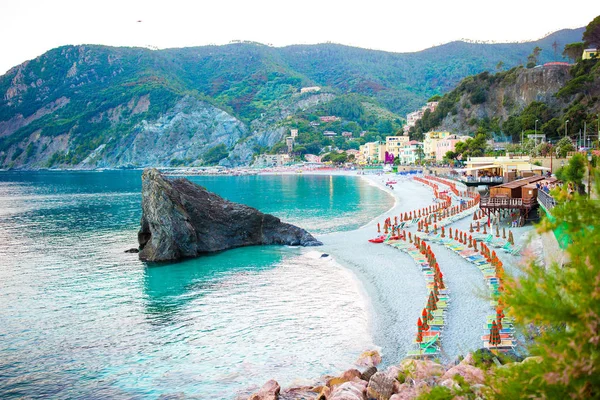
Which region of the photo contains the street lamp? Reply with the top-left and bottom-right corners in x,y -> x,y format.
535,119 -> 539,146
565,120 -> 569,138
588,153 -> 593,199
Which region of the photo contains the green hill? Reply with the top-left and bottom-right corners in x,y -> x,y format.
0,27 -> 585,169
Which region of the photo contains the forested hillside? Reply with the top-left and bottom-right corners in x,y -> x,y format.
0,27 -> 584,169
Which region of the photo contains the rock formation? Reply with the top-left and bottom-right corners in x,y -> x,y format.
138,168 -> 322,262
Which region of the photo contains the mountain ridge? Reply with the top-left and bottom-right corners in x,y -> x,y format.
0,27 -> 585,169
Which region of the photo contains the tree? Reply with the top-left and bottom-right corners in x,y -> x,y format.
556,153 -> 586,193
526,46 -> 542,68
563,42 -> 585,62
203,144 -> 229,165
555,136 -> 575,158
490,175 -> 600,399
583,15 -> 600,48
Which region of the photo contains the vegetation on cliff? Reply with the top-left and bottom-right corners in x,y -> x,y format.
0,27 -> 584,168
410,16 -> 600,147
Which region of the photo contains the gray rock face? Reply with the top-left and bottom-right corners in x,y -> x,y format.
138,168 -> 322,262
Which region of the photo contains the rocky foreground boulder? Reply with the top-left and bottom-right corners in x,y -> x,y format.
138,168 -> 322,261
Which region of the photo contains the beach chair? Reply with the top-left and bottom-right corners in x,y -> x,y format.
507,243 -> 523,256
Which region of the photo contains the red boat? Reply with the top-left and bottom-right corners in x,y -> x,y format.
368,235 -> 386,243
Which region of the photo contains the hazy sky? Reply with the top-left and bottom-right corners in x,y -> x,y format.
1,0 -> 599,74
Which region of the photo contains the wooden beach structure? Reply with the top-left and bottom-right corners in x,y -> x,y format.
479,176 -> 547,223
456,155 -> 550,187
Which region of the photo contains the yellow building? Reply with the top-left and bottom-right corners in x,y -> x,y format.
385,136 -> 411,158
423,131 -> 451,160
583,48 -> 598,60
358,141 -> 385,164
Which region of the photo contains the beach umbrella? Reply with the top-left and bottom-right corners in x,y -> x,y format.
441,226 -> 445,238
392,226 -> 396,235
405,212 -> 409,220
468,236 -> 472,248
384,224 -> 388,234
395,216 -> 398,225
433,224 -> 438,234
470,223 -> 474,233
421,310 -> 429,331
476,221 -> 480,232
416,319 -> 423,343
473,212 -> 478,221
483,224 -> 487,234
502,227 -> 506,239
408,232 -> 412,243
377,223 -> 381,233
473,239 -> 478,251
508,230 -> 514,245
496,316 -> 503,331
449,227 -> 453,238
438,272 -> 446,289
425,223 -> 429,234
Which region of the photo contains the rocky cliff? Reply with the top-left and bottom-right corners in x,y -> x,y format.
138,168 -> 322,262
436,65 -> 571,133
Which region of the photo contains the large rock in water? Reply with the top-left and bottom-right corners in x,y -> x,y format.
138,168 -> 322,261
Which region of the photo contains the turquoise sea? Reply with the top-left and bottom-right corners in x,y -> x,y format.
0,171 -> 393,399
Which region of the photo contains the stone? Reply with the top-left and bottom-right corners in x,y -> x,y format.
248,379 -> 280,400
360,366 -> 377,382
137,168 -> 322,261
355,350 -> 382,367
398,359 -> 445,381
329,381 -> 367,400
366,371 -> 396,400
389,384 -> 418,400
441,364 -> 485,385
340,369 -> 362,381
459,353 -> 474,366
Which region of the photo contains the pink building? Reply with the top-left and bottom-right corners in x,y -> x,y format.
435,134 -> 471,162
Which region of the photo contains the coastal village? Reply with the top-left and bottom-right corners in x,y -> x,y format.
1,6 -> 600,400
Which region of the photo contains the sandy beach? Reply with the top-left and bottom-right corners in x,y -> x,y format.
314,171 -> 533,364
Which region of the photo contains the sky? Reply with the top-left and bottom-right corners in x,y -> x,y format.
1,0 -> 599,75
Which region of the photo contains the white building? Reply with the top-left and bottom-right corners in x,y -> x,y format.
397,141 -> 424,165
290,129 -> 298,138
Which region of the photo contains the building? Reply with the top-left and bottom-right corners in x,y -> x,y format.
286,137 -> 294,153
583,48 -> 598,60
458,155 -> 549,186
304,154 -> 322,163
300,86 -> 321,93
434,134 -> 471,161
290,129 -> 298,139
323,131 -> 337,136
346,149 -> 360,160
423,131 -> 451,160
385,135 -> 411,158
254,154 -> 291,167
403,101 -> 439,135
320,116 -> 341,123
309,121 -> 320,127
359,141 -> 384,164
397,141 -> 424,165
342,131 -> 353,138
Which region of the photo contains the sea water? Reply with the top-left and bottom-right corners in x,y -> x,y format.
0,171 -> 393,399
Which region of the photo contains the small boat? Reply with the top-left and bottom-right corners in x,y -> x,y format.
386,181 -> 397,185
368,235 -> 386,243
